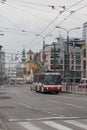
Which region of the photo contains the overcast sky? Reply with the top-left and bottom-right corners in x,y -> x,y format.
0,0 -> 87,57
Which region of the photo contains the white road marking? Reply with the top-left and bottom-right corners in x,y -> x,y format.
18,122 -> 42,130
16,102 -> 38,110
15,101 -> 59,116
58,95 -> 87,102
65,120 -> 87,130
66,103 -> 83,109
53,113 -> 58,116
48,100 -> 58,103
9,116 -> 79,122
42,121 -> 73,130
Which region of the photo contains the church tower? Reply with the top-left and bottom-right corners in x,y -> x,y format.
21,46 -> 26,63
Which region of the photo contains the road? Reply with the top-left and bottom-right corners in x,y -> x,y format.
0,84 -> 87,130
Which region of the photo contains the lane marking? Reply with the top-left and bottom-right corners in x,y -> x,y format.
42,121 -> 73,130
16,101 -> 38,110
15,101 -> 58,116
57,95 -> 87,102
18,122 -> 42,130
66,103 -> 83,109
65,120 -> 87,130
9,116 -> 79,122
48,100 -> 58,103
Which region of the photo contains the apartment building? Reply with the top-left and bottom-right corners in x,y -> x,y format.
81,22 -> 87,78
69,40 -> 82,83
40,38 -> 82,83
40,41 -> 65,74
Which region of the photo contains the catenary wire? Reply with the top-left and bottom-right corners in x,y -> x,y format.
24,0 -> 85,49
0,0 -> 85,54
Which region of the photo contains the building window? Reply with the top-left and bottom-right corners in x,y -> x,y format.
60,59 -> 63,64
76,59 -> 81,64
51,54 -> 54,58
76,71 -> 81,77
51,60 -> 53,64
72,60 -> 74,64
71,66 -> 74,70
76,66 -> 81,70
30,55 -> 32,60
83,70 -> 86,77
58,65 -> 63,69
83,49 -> 86,57
51,65 -> 58,69
71,54 -> 74,59
83,60 -> 86,69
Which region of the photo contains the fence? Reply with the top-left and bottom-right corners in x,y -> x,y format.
62,83 -> 87,94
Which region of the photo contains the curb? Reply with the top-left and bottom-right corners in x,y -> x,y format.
61,91 -> 87,95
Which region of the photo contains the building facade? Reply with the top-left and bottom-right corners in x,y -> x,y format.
81,44 -> 87,78
39,38 -> 82,83
69,40 -> 82,83
43,43 -> 65,74
25,50 -> 35,75
0,45 -> 5,85
81,22 -> 87,79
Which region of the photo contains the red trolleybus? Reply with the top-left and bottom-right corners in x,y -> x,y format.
31,72 -> 62,94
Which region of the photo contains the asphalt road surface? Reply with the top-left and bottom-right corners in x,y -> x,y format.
0,84 -> 87,130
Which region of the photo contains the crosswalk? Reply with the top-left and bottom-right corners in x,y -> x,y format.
17,119 -> 87,130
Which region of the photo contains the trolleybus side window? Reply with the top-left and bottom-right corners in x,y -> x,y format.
34,74 -> 45,83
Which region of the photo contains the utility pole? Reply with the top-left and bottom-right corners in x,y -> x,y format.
1,65 -> 2,85
55,26 -> 80,91
52,42 -> 56,72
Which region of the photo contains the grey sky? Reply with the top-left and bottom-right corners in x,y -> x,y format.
0,0 -> 87,55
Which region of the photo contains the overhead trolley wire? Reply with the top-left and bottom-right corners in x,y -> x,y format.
44,4 -> 86,38
1,0 -> 58,18
9,0 -> 49,7
39,0 -> 84,34
25,0 -> 84,49
0,0 -> 85,54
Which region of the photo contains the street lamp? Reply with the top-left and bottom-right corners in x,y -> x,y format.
55,26 -> 80,52
55,26 -> 80,91
35,34 -> 52,63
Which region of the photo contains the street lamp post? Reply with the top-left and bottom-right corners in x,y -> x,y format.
52,42 -> 56,72
55,26 -> 80,54
0,33 -> 4,86
55,26 -> 80,91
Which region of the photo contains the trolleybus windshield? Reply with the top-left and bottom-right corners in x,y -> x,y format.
44,74 -> 61,85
